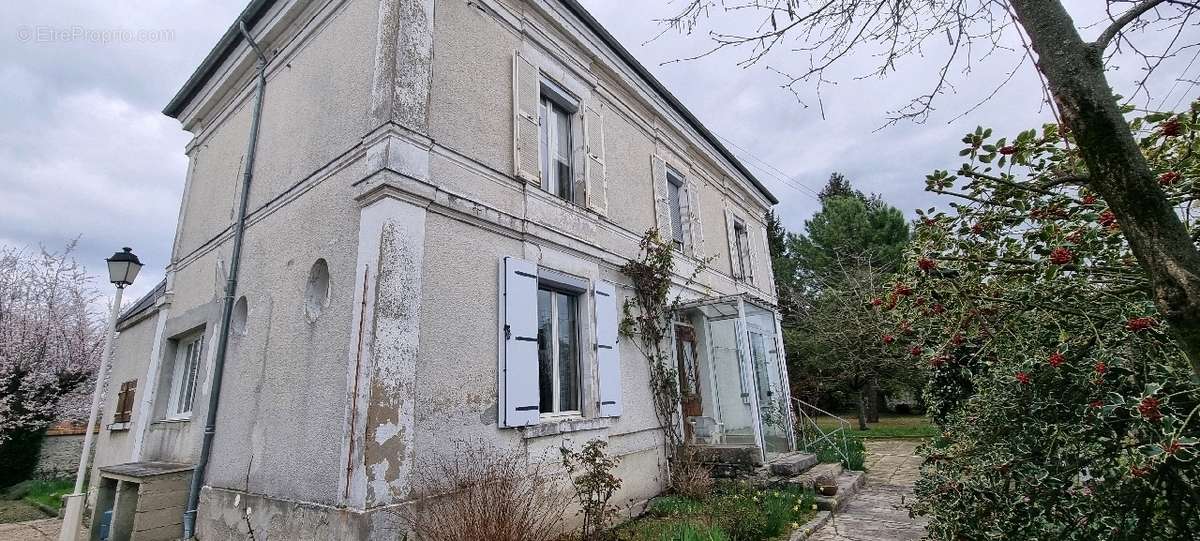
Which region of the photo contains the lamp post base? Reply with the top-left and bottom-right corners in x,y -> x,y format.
58,493 -> 85,541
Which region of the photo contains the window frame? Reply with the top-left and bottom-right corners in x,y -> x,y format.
538,79 -> 581,205
166,333 -> 204,420
536,281 -> 584,420
666,167 -> 687,251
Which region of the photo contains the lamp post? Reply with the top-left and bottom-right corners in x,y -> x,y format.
59,248 -> 142,541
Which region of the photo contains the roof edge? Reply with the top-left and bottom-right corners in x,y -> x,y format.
161,0 -> 778,205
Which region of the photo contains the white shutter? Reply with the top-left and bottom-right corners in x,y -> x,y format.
724,209 -> 741,280
583,102 -> 608,214
594,281 -> 622,417
685,179 -> 703,257
513,52 -> 540,184
651,156 -> 672,241
502,256 -> 540,427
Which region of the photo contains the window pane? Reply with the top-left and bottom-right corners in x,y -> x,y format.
668,179 -> 684,245
556,160 -> 572,200
537,289 -> 553,413
556,292 -> 578,412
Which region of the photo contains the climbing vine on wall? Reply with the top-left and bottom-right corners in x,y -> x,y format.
619,229 -> 711,459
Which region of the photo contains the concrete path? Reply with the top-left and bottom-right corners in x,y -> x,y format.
808,439 -> 928,541
0,517 -> 62,541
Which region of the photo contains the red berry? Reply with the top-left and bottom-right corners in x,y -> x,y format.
951,333 -> 965,346
870,297 -> 883,306
1159,171 -> 1181,186
1082,194 -> 1097,205
1015,371 -> 1031,385
910,345 -> 923,356
1166,440 -> 1182,455
1126,317 -> 1156,332
1049,247 -> 1073,265
1130,465 -> 1151,478
999,145 -> 1017,155
971,222 -> 985,235
1089,400 -> 1104,409
882,334 -> 895,345
1048,352 -> 1065,367
1139,396 -> 1163,422
1161,118 -> 1182,137
1099,210 -> 1118,229
931,303 -> 946,315
918,258 -> 938,272
1094,361 -> 1107,374
894,283 -> 914,296
930,356 -> 946,368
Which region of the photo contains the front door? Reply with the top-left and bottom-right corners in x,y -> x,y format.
675,324 -> 702,441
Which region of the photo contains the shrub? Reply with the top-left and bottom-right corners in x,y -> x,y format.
391,441 -> 569,541
890,111 -> 1200,538
670,446 -> 714,500
561,439 -> 623,541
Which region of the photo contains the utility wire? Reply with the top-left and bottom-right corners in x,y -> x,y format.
713,133 -> 823,201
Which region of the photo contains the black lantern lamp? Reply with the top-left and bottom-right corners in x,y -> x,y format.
106,247 -> 143,288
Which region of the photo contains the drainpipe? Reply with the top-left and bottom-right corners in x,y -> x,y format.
181,20 -> 267,540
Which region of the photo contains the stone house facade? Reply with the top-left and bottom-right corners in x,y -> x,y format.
88,0 -> 793,538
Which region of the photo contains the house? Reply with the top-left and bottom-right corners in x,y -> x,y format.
87,0 -> 793,538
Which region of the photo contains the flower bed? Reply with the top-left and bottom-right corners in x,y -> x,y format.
610,482 -> 816,541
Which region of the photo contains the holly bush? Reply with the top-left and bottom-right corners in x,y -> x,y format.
885,105 -> 1200,539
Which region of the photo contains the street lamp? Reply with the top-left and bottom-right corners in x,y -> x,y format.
106,247 -> 142,288
59,248 -> 143,541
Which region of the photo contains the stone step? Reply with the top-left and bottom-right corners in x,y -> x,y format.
813,471 -> 866,512
789,462 -> 844,489
768,452 -> 818,476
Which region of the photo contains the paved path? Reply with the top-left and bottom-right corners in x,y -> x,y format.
0,517 -> 62,541
808,439 -> 928,541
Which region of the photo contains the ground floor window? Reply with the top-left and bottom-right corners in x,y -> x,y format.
537,286 -> 580,415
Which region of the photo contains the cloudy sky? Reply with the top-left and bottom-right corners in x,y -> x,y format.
1,1 -> 1196,304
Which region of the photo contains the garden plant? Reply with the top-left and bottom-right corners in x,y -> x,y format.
888,107 -> 1200,539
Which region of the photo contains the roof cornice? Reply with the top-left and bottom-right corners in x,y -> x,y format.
162,0 -> 778,205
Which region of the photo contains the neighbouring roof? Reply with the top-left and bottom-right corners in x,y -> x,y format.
117,278 -> 168,326
161,0 -> 779,205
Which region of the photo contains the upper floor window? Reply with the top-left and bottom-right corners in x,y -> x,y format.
537,285 -> 580,416
538,80 -> 579,204
667,168 -> 687,250
167,333 -> 204,419
733,217 -> 753,283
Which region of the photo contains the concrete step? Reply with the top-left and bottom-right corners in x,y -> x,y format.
768,452 -> 818,476
813,471 -> 866,512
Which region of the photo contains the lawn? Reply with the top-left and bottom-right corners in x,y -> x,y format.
611,482 -> 817,540
20,479 -> 72,511
812,413 -> 938,439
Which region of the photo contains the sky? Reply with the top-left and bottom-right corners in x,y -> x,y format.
1,1 -> 1197,305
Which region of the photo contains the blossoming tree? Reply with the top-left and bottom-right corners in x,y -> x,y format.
0,243 -> 103,487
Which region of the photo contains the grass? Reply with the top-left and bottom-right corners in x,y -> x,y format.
21,479 -> 73,511
611,483 -> 817,541
812,413 -> 938,439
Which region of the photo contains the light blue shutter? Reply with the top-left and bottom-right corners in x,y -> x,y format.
503,257 -> 540,427
595,281 -> 622,417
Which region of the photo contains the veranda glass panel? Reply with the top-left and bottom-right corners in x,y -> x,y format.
745,302 -> 790,454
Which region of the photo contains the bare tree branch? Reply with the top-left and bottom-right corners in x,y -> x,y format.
1094,0 -> 1170,50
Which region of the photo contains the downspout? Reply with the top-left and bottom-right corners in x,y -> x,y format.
181,20 -> 267,540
